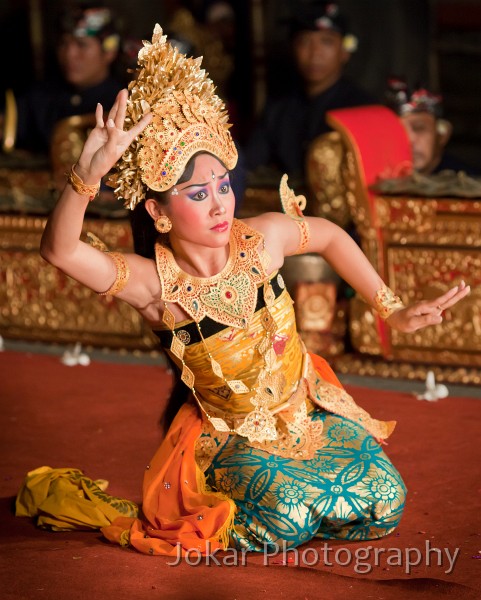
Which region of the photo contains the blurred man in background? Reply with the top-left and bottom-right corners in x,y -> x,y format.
3,2 -> 122,154
245,0 -> 373,184
385,78 -> 479,176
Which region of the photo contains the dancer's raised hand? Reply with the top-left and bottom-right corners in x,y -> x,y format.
75,89 -> 152,184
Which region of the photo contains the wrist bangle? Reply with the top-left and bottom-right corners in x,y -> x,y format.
66,164 -> 100,201
374,285 -> 405,319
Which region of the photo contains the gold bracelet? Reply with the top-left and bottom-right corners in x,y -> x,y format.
98,252 -> 130,297
294,219 -> 310,255
374,285 -> 405,319
66,164 -> 100,201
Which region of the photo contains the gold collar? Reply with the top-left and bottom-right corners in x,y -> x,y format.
155,219 -> 271,329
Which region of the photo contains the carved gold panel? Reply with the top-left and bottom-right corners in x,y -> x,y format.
299,302 -> 348,358
388,247 -> 481,353
349,246 -> 481,365
306,131 -> 352,228
375,196 -> 481,245
309,121 -> 481,370
348,296 -> 383,356
0,215 -> 157,349
333,354 -> 481,385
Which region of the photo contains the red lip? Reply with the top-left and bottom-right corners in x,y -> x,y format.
211,221 -> 229,232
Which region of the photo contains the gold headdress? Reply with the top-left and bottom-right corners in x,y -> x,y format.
114,24 -> 238,209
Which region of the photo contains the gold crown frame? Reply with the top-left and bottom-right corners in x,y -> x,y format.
113,24 -> 238,209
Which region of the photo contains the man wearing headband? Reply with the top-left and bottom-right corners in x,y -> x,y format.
8,3 -> 123,154
245,1 -> 373,183
385,78 -> 479,176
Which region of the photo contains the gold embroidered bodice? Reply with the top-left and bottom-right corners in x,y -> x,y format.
153,220 -> 395,461
170,284 -> 303,415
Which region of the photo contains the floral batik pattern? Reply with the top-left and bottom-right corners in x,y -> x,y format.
203,410 -> 407,551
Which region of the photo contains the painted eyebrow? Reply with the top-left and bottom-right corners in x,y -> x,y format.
178,172 -> 229,191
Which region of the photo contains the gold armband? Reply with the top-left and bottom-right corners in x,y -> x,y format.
294,219 -> 310,254
98,252 -> 130,297
279,174 -> 310,254
66,164 -> 100,201
374,285 -> 405,319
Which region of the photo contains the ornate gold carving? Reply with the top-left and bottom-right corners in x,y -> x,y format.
349,296 -> 383,356
388,247 -> 481,353
49,113 -> 96,192
306,117 -> 481,369
349,241 -> 481,363
374,196 -> 481,245
343,149 -> 371,231
299,301 -> 348,358
0,214 -> 157,349
295,281 -> 336,332
306,131 -> 352,228
333,354 -> 481,386
374,197 -> 437,232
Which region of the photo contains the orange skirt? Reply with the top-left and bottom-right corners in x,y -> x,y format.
103,355 -> 349,555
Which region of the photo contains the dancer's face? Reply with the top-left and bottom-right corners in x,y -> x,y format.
163,153 -> 235,248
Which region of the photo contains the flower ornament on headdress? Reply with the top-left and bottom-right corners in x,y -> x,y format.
60,6 -> 120,52
113,24 -> 238,209
407,89 -> 443,117
296,2 -> 358,54
342,34 -> 358,53
385,78 -> 443,119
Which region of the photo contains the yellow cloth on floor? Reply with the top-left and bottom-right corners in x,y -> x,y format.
15,466 -> 138,531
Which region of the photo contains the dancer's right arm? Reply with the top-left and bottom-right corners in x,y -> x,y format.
40,90 -> 153,300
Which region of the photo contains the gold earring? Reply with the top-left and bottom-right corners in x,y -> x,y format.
155,215 -> 172,233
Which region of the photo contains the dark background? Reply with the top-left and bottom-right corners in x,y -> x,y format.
0,0 -> 479,169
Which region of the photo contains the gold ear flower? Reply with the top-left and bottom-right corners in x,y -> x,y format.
343,34 -> 358,53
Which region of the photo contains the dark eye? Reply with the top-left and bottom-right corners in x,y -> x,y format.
412,124 -> 426,133
190,190 -> 207,201
321,37 -> 335,47
219,183 -> 230,194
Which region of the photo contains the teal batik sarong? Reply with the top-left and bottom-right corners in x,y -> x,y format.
204,410 -> 407,551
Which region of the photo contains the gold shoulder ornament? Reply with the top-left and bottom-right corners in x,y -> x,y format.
279,174 -> 310,254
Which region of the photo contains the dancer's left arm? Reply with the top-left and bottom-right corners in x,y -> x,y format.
252,212 -> 470,333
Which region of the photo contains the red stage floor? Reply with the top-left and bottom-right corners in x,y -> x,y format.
1,351 -> 479,600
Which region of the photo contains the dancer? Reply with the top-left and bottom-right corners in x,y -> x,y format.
28,26 -> 470,556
